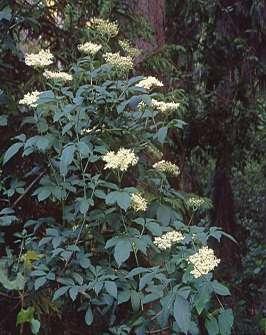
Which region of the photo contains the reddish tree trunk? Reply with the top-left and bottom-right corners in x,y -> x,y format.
129,0 -> 165,54
213,157 -> 240,263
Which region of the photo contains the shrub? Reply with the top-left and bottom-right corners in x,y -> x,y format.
1,18 -> 233,335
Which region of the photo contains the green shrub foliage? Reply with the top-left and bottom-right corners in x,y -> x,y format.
1,19 -> 233,335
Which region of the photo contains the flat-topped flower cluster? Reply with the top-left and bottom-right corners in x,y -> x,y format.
153,160 -> 180,176
131,193 -> 147,212
119,40 -> 141,58
188,246 -> 220,278
103,52 -> 134,73
25,50 -> 53,67
151,99 -> 180,113
43,70 -> 72,82
86,17 -> 119,38
187,196 -> 212,211
78,42 -> 102,56
154,230 -> 184,250
102,148 -> 138,172
137,76 -> 164,90
19,91 -> 41,107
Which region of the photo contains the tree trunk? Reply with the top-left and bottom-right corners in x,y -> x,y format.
212,156 -> 239,263
128,0 -> 165,55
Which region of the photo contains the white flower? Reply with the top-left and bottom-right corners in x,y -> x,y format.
19,91 -> 41,107
137,76 -> 164,90
103,52 -> 133,73
187,196 -> 212,211
154,231 -> 184,250
80,125 -> 100,135
137,101 -> 146,112
78,42 -> 102,56
102,148 -> 138,171
188,246 -> 220,278
81,128 -> 93,135
131,193 -> 147,212
153,160 -> 180,176
25,50 -> 53,67
119,40 -> 141,58
151,99 -> 180,113
86,17 -> 119,37
43,70 -> 72,82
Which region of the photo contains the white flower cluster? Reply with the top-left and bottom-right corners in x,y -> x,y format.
103,52 -> 133,73
78,42 -> 102,56
137,76 -> 164,90
87,17 -> 119,37
188,246 -> 220,278
154,231 -> 184,250
131,193 -> 147,212
151,99 -> 180,113
119,40 -> 141,58
187,196 -> 211,211
137,101 -> 146,112
80,125 -> 100,135
43,70 -> 72,82
25,50 -> 53,67
81,128 -> 93,135
102,148 -> 138,171
19,91 -> 41,107
153,160 -> 180,176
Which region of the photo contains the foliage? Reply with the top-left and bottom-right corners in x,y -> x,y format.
232,159 -> 266,334
0,0 -> 146,112
0,19 -> 234,335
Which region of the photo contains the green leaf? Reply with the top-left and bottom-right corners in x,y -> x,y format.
77,141 -> 92,158
85,305 -> 93,326
105,281 -> 117,299
38,90 -> 55,104
173,295 -> 191,334
17,307 -> 35,325
218,309 -> 234,335
78,256 -> 91,269
118,290 -> 131,304
36,188 -> 51,202
0,208 -> 17,226
156,205 -> 172,226
145,221 -> 162,236
69,286 -> 79,301
94,189 -> 106,199
221,232 -> 238,244
205,316 -> 219,335
143,291 -> 162,304
114,239 -> 132,266
0,6 -> 12,21
72,273 -> 84,285
0,115 -> 8,126
53,286 -> 69,301
76,197 -> 93,214
139,272 -> 156,290
106,191 -> 131,211
130,290 -> 141,311
31,270 -> 47,277
3,142 -> 24,165
0,262 -> 25,290
157,126 -> 168,144
194,283 -> 211,314
212,280 -> 230,296
60,144 -> 75,176
31,319 -> 40,334
34,276 -> 47,290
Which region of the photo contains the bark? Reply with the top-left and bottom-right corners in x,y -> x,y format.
212,156 -> 239,262
128,0 -> 165,54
